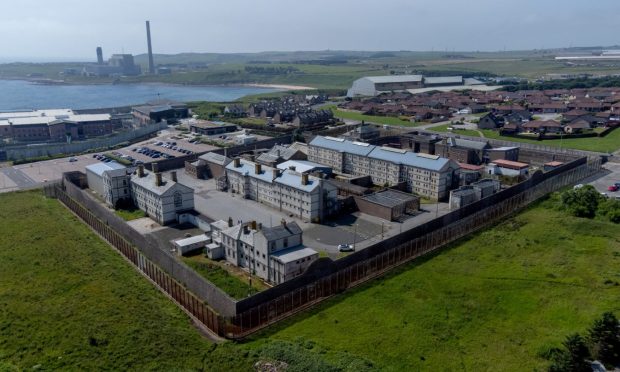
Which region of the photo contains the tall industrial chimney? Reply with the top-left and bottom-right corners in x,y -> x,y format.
96,47 -> 103,64
146,21 -> 155,74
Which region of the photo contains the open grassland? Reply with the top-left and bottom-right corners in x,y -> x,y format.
247,198 -> 620,371
2,190 -> 619,371
0,191 -> 219,370
429,124 -> 620,153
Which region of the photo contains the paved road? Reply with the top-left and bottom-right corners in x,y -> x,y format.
0,167 -> 37,189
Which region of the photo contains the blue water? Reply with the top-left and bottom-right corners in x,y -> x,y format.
0,79 -> 281,110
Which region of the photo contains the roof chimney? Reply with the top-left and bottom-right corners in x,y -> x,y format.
228,216 -> 233,227
155,173 -> 162,187
258,222 -> 262,230
96,47 -> 103,64
254,163 -> 261,174
301,173 -> 309,185
138,165 -> 145,178
233,158 -> 241,167
250,220 -> 257,230
272,168 -> 281,180
152,162 -> 159,173
171,171 -> 177,183
281,219 -> 287,227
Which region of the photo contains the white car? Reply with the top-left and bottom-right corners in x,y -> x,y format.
338,244 -> 354,252
573,184 -> 584,190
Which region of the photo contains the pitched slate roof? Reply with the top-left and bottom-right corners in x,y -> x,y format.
261,222 -> 302,241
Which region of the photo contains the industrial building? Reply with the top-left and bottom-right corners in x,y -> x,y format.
132,100 -> 189,125
225,158 -> 338,223
130,166 -> 195,225
308,136 -> 460,200
188,120 -> 238,136
347,75 -> 487,97
0,109 -> 114,142
218,220 -> 318,285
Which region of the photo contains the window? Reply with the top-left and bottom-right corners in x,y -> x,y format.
284,238 -> 288,248
173,191 -> 183,208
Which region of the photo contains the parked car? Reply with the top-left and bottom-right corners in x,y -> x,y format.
573,184 -> 584,190
69,157 -> 78,162
600,192 -> 608,198
608,185 -> 619,192
338,244 -> 354,252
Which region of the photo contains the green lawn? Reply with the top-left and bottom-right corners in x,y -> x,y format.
478,128 -> 620,153
430,125 -> 620,153
431,123 -> 483,137
328,105 -> 419,127
181,254 -> 265,299
2,190 -> 619,371
247,199 -> 620,371
114,207 -> 146,221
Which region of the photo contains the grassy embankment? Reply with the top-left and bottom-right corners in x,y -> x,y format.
2,190 -> 619,371
248,196 -> 620,371
430,124 -> 620,153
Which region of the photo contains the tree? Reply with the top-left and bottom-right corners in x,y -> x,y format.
597,199 -> 620,223
549,333 -> 591,372
588,312 -> 620,367
560,185 -> 602,218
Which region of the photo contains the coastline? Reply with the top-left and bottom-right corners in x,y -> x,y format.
0,77 -> 316,91
241,83 -> 317,91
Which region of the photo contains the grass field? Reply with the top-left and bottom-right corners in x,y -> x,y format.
431,123 -> 483,137
0,191 -> 215,370
328,105 -> 419,127
246,197 -> 620,371
2,190 -> 619,371
430,124 -> 620,153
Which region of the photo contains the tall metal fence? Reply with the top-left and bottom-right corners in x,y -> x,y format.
45,155 -> 600,339
44,182 -> 225,336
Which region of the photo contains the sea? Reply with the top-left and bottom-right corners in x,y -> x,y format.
0,79 -> 281,111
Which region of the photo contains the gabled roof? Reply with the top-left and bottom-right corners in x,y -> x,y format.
85,161 -> 126,177
261,222 -> 302,242
368,146 -> 455,171
198,152 -> 231,166
130,171 -> 193,196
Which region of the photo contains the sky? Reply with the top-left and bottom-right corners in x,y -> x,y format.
0,0 -> 618,62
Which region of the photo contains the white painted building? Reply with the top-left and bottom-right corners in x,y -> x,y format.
130,168 -> 195,225
85,161 -> 133,207
220,220 -> 318,284
225,158 -> 338,223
